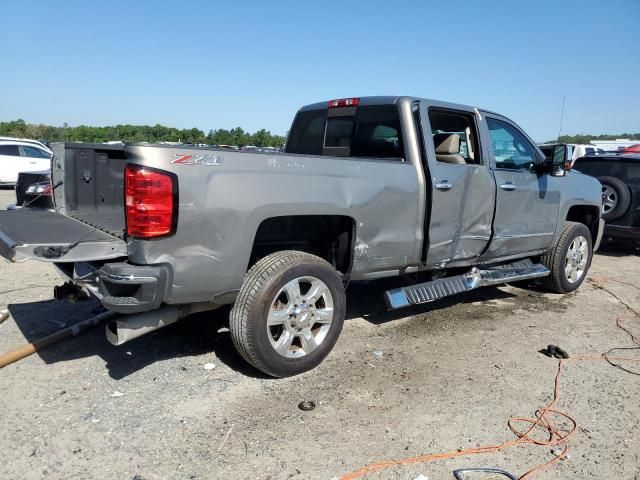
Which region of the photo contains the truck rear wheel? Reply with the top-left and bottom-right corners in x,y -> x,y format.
541,222 -> 592,294
230,251 -> 346,378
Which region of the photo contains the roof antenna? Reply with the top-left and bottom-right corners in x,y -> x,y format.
557,96 -> 566,141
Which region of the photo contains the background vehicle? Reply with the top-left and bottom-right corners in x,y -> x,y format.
6,171 -> 55,210
573,154 -> 640,243
0,137 -> 52,187
0,97 -> 603,377
623,144 -> 640,154
539,143 -> 606,166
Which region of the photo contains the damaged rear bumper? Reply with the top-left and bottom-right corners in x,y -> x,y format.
56,261 -> 170,314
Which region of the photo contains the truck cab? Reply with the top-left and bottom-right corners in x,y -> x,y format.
286,97 -> 602,270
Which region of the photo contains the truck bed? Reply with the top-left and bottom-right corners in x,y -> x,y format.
52,143 -> 128,238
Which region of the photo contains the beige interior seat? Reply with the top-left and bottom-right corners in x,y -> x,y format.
433,133 -> 466,165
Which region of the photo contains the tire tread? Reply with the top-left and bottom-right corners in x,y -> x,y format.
541,221 -> 591,293
229,250 -> 344,376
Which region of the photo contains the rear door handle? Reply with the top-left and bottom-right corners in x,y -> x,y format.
435,181 -> 453,190
500,182 -> 517,191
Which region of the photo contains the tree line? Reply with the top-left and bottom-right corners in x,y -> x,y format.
2,119 -> 638,148
550,133 -> 640,144
0,119 -> 287,147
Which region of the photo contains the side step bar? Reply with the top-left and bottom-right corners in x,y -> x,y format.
384,259 -> 549,309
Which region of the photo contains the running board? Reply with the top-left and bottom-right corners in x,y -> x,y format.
384,259 -> 549,309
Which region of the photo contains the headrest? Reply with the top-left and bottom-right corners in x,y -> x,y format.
434,133 -> 461,154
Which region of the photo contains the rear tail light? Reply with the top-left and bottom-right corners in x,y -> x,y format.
26,181 -> 52,195
328,98 -> 360,108
125,164 -> 177,239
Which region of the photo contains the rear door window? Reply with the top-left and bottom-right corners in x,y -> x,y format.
427,109 -> 482,165
0,145 -> 21,157
21,146 -> 51,158
286,104 -> 404,159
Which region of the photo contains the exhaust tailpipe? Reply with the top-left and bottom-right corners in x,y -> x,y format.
105,303 -> 217,346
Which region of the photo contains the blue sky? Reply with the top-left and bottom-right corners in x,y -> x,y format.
1,0 -> 638,142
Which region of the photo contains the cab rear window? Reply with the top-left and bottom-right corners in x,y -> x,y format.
286,105 -> 404,159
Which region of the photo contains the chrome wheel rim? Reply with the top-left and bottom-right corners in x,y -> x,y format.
565,235 -> 588,284
266,276 -> 334,358
601,185 -> 617,214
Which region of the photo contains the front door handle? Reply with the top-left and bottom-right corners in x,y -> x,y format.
435,181 -> 453,191
500,182 -> 517,191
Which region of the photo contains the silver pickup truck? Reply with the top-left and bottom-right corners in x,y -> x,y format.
0,96 -> 603,377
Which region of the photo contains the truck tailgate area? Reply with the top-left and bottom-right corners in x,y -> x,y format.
51,143 -> 127,238
0,209 -> 126,262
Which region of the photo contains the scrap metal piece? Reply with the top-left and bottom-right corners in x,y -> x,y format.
452,467 -> 517,480
298,401 -> 316,411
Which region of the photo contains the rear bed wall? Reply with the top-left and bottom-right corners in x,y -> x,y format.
52,143 -> 127,238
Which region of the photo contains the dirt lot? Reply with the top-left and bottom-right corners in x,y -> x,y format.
1,188 -> 639,480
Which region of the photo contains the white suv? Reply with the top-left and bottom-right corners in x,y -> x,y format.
0,137 -> 53,187
539,143 -> 606,167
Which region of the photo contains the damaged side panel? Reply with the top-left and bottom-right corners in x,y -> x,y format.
123,145 -> 422,303
418,101 -> 497,266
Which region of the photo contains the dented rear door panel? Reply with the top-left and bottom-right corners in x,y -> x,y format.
418,101 -> 496,266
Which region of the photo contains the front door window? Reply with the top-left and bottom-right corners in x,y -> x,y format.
486,117 -> 537,171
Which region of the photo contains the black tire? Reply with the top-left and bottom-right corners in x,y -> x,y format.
598,176 -> 630,222
541,222 -> 592,294
229,251 -> 346,378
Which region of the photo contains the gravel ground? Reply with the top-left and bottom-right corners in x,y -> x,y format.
1,188 -> 639,480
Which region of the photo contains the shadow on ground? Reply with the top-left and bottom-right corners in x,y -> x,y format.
345,279 -> 518,324
7,299 -> 259,380
7,279 -> 523,380
596,240 -> 640,257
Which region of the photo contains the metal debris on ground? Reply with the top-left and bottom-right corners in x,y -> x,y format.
110,391 -> 124,397
298,401 -> 316,411
539,344 -> 569,359
203,363 -> 216,370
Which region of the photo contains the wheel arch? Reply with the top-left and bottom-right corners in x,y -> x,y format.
566,204 -> 601,242
248,214 -> 356,276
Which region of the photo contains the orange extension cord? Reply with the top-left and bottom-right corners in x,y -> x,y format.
340,279 -> 640,480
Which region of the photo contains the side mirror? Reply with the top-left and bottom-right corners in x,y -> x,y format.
551,144 -> 571,177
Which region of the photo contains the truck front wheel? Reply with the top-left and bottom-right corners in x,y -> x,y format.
541,222 -> 593,294
230,251 -> 346,377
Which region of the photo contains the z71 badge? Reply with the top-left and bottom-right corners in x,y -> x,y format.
171,154 -> 223,166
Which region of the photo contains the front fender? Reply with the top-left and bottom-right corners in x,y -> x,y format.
593,218 -> 605,252
552,171 -> 602,246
